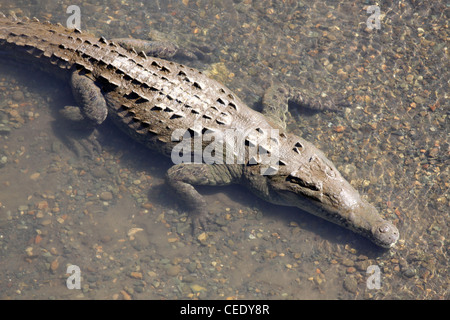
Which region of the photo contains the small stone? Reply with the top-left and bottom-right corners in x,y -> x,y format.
121,290 -> 132,300
336,69 -> 348,80
99,191 -> 113,201
341,258 -> 354,267
12,90 -> 25,102
0,125 -> 11,135
186,262 -> 197,273
343,276 -> 358,293
413,96 -> 426,104
402,268 -> 416,278
34,235 -> 43,244
346,267 -> 356,274
141,202 -> 153,209
50,258 -> 59,272
166,265 -> 181,277
101,235 -> 112,243
91,167 -> 109,178
334,125 -> 346,133
190,284 -> 207,292
130,272 -> 143,279
30,172 -> 40,180
428,147 -> 439,158
182,275 -> 195,283
197,232 -> 207,242
40,219 -> 52,226
355,260 -> 372,271
127,228 -> 143,238
51,141 -> 61,154
25,246 -> 34,257
36,201 -> 48,210
18,205 -> 29,212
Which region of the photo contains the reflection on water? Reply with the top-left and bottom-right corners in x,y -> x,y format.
0,0 -> 448,300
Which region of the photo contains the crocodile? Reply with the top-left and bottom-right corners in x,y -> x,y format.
0,14 -> 399,248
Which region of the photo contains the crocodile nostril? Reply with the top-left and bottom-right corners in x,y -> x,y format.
378,225 -> 389,233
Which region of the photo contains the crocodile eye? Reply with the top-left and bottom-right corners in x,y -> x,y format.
286,172 -> 321,191
286,174 -> 302,184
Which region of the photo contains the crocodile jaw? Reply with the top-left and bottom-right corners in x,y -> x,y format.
268,166 -> 399,248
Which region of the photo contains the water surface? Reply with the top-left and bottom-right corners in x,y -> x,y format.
0,0 -> 448,299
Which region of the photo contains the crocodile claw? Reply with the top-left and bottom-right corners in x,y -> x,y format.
192,213 -> 210,235
54,123 -> 102,158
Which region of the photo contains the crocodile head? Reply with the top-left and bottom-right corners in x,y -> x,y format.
266,138 -> 399,248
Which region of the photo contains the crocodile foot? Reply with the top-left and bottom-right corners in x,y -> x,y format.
166,163 -> 242,236
54,121 -> 102,158
191,210 -> 211,235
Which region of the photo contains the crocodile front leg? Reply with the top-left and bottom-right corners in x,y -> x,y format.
58,70 -> 108,156
167,163 -> 243,232
261,83 -> 290,129
67,70 -> 108,125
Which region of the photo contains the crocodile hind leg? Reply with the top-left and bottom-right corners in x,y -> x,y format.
262,83 -> 345,126
166,163 -> 243,233
57,70 -> 108,157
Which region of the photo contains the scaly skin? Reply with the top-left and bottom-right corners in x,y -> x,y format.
0,14 -> 399,247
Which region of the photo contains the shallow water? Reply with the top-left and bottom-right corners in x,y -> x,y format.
0,0 -> 448,300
